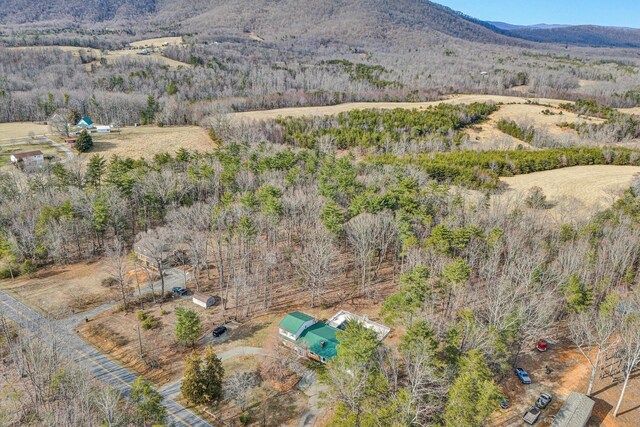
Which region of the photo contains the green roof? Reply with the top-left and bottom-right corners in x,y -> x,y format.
298,323 -> 339,360
78,117 -> 93,126
279,311 -> 315,335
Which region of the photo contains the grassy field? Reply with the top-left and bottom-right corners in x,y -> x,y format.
129,37 -> 183,47
87,125 -> 216,160
500,165 -> 640,219
230,94 -> 571,121
0,122 -> 49,139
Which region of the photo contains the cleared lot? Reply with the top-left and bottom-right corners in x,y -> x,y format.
500,165 -> 640,219
0,261 -> 122,317
87,125 -> 215,160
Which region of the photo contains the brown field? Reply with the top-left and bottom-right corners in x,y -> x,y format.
86,125 -> 215,160
466,103 -> 604,149
129,37 -> 183,48
0,122 -> 49,139
105,49 -> 190,68
619,107 -> 640,116
499,165 -> 640,220
6,45 -> 190,69
0,261 -> 122,317
231,94 -> 572,122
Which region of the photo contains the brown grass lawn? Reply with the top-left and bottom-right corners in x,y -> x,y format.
83,125 -> 216,161
0,261 -> 122,317
0,122 -> 50,139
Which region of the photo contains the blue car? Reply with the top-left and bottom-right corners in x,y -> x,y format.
515,367 -> 532,384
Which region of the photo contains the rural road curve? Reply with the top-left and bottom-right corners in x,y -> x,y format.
0,289 -> 211,427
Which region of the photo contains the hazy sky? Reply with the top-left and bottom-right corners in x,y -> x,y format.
434,0 -> 639,28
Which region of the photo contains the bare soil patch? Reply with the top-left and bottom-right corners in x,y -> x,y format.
489,338 -> 639,427
499,165 -> 640,220
0,261 -> 122,317
85,125 -> 215,160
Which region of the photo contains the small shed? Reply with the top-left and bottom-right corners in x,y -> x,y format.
64,138 -> 77,146
77,117 -> 94,128
96,125 -> 111,133
192,293 -> 216,308
551,392 -> 595,427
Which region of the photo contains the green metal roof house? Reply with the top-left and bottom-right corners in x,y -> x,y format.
278,311 -> 316,340
77,117 -> 94,128
298,322 -> 339,362
278,311 -> 340,363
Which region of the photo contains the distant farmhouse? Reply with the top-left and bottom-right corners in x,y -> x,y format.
10,150 -> 44,169
77,117 -> 94,129
278,310 -> 390,364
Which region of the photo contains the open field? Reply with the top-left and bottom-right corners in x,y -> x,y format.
231,94 -> 573,121
6,45 -> 190,68
467,103 -> 605,149
87,125 -> 215,160
499,165 -> 640,219
0,261 -> 122,317
129,37 -> 183,48
0,122 -> 49,140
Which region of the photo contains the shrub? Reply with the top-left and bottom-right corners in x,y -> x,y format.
19,260 -> 37,276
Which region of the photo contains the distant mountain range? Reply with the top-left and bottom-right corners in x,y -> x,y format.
487,22 -> 571,31
0,0 -> 639,48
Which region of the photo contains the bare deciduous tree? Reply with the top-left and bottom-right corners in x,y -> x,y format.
569,310 -> 617,396
293,224 -> 338,307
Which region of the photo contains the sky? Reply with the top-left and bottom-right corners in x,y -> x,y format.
434,0 -> 639,28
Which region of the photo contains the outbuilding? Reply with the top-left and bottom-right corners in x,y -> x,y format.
192,293 -> 217,308
10,150 -> 44,168
96,125 -> 111,133
551,392 -> 595,427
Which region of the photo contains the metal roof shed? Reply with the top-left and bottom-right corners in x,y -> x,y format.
551,392 -> 595,427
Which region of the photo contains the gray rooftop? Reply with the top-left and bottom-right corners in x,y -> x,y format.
551,392 -> 595,427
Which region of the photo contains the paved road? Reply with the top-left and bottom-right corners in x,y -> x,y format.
0,289 -> 211,427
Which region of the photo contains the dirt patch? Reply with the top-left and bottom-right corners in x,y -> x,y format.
83,125 -> 215,160
489,338 -> 639,427
499,165 -> 640,221
0,261 -> 122,317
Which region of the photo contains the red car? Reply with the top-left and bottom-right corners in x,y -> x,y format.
537,339 -> 548,352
